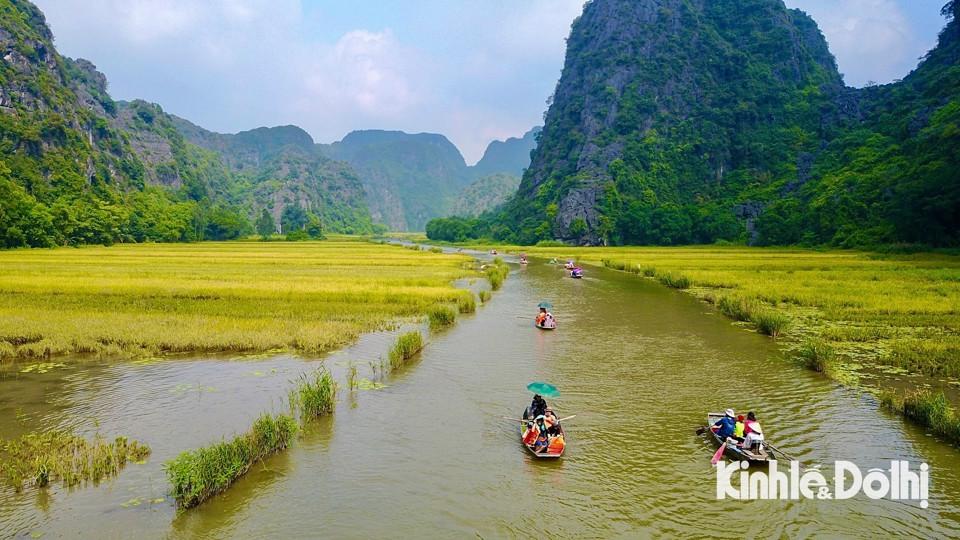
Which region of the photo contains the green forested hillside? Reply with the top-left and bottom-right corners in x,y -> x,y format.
0,0 -> 373,247
473,0 -> 959,247
322,130 -> 472,231
450,173 -> 521,217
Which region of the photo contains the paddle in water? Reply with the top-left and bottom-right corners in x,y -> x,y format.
710,439 -> 727,465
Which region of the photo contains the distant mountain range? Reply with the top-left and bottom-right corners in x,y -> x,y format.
321,128 -> 539,230
0,0 -> 538,246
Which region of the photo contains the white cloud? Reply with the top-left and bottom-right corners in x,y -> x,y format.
786,0 -> 927,86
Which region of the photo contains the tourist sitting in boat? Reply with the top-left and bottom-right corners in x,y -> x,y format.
535,307 -> 548,326
571,267 -> 583,278
734,415 -> 746,442
534,431 -> 550,453
711,408 -> 737,440
544,408 -> 561,436
741,412 -> 764,450
530,394 -> 547,418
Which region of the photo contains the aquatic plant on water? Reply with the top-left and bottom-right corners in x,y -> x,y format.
165,412 -> 298,509
290,367 -> 338,418
478,290 -> 491,303
388,331 -> 423,370
796,339 -> 837,374
879,390 -> 960,448
753,309 -> 791,338
0,431 -> 150,492
428,305 -> 457,330
457,291 -> 477,314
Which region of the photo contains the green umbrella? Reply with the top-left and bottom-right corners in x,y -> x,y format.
527,382 -> 560,398
537,301 -> 553,309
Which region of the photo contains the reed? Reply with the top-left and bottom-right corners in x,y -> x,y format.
879,390 -> 960,447
717,295 -> 758,322
456,291 -> 477,314
0,431 -> 150,492
428,305 -> 457,330
388,331 -> 423,370
346,362 -> 359,392
165,412 -> 298,509
484,258 -> 510,291
656,272 -> 691,289
753,309 -> 791,338
290,367 -> 337,418
478,290 -> 491,303
796,339 -> 837,374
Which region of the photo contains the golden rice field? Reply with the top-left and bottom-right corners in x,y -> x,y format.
0,237 -> 477,362
461,243 -> 960,387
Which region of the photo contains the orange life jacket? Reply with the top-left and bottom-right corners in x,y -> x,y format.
522,426 -> 539,445
548,435 -> 565,454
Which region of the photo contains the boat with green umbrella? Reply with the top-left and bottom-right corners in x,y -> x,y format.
535,301 -> 557,330
519,382 -> 566,458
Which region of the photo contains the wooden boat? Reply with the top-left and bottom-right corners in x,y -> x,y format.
520,407 -> 565,458
570,269 -> 583,279
706,412 -> 771,464
535,321 -> 556,331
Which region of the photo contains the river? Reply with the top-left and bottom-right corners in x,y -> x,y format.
2,256 -> 959,538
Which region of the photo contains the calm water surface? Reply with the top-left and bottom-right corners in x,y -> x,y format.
2,257 -> 959,538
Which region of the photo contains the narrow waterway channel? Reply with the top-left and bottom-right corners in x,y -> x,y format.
2,257 -> 959,538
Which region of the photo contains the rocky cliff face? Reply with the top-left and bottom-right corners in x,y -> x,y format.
0,0 -> 375,246
495,0 -> 958,247
511,0 -> 849,244
450,173 -> 521,217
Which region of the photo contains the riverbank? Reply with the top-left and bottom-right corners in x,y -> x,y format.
0,238 -> 477,362
415,241 -> 960,445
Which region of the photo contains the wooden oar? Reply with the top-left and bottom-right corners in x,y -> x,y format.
711,439 -> 728,465
557,415 -> 576,422
765,443 -> 799,462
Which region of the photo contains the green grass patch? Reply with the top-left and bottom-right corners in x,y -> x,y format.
428,305 -> 457,330
717,295 -> 757,322
796,339 -> 837,374
879,390 -> 960,447
657,272 -> 691,289
753,309 -> 791,338
478,290 -> 491,304
290,367 -> 337,418
484,258 -> 510,291
456,291 -> 476,314
165,412 -> 298,509
1,431 -> 150,492
388,331 -> 423,370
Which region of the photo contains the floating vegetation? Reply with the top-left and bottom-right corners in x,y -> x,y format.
356,378 -> 386,391
290,367 -> 337,418
165,412 -> 298,509
428,305 -> 457,330
0,431 -> 150,492
388,331 -> 423,370
18,362 -> 68,374
169,383 -> 217,396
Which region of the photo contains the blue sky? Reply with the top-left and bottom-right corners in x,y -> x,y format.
34,0 -> 950,162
